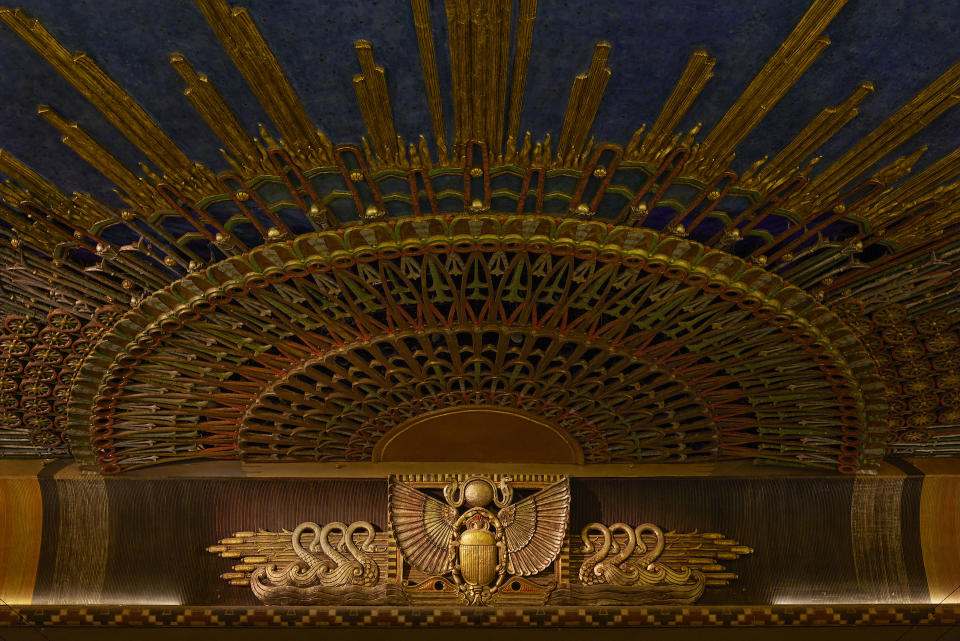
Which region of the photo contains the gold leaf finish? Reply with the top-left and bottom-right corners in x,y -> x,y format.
0,0 -> 958,466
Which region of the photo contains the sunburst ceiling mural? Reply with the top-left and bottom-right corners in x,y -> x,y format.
0,0 -> 958,474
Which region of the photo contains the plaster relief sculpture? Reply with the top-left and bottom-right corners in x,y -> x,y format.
389,475 -> 570,605
552,521 -> 753,604
211,521 -> 406,605
563,522 -> 706,603
207,474 -> 751,606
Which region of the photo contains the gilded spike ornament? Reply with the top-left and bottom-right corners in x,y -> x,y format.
0,0 -> 958,471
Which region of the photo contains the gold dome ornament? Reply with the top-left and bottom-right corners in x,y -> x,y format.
462,478 -> 496,508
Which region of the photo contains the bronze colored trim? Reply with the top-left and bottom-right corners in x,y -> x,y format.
372,406 -> 585,465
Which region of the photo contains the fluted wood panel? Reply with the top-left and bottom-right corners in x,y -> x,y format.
0,473 -> 956,606
920,476 -> 960,603
0,477 -> 42,604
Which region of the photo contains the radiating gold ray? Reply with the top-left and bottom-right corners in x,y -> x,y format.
353,40 -> 398,163
633,50 -> 715,164
558,77 -> 585,161
410,0 -> 447,161
194,0 -> 328,166
170,54 -> 265,175
506,0 -> 538,154
445,0 -> 468,156
881,145 -> 960,208
788,60 -> 960,214
468,2 -> 484,148
36,106 -> 164,211
691,0 -> 848,180
743,82 -> 873,192
0,149 -> 71,212
870,146 -> 926,188
857,145 -> 960,245
558,43 -> 611,163
495,0 -> 511,161
444,0 -> 513,158
0,8 -> 194,177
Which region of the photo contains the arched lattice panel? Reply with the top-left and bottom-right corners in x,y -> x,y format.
68,215 -> 882,473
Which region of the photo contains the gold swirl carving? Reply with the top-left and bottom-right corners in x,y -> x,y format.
573,522 -> 752,590
579,522 -> 687,587
248,521 -> 399,604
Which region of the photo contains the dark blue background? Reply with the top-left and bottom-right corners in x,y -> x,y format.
1,0 -> 958,206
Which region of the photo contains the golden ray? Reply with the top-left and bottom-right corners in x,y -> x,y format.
37,106 -> 164,211
353,40 -> 398,163
0,8 -> 193,176
410,0 -> 447,161
444,0 -> 513,157
634,50 -> 715,164
558,43 -> 611,163
506,0 -> 538,155
194,0 -> 329,166
170,54 -> 266,176
787,60 -> 960,215
859,144 -> 960,245
690,0 -> 849,180
0,149 -> 72,213
881,145 -> 960,208
742,82 -> 874,192
444,0 -> 469,155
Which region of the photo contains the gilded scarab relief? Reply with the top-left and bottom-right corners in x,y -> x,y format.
389,475 -> 570,605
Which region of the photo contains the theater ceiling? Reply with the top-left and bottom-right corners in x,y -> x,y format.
0,0 -> 958,474
0,0 -> 959,634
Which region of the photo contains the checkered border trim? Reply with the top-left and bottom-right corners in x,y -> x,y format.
0,605 -> 957,627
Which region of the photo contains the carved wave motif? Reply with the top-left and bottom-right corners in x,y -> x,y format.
567,521 -> 711,603
246,520 -> 388,605
579,522 -> 675,586
250,577 -> 409,606
548,573 -> 706,605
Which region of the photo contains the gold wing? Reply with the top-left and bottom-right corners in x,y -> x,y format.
388,480 -> 457,575
497,477 -> 570,576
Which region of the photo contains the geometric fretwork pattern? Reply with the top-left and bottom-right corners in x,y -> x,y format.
6,0 -> 959,470
241,328 -> 718,463
69,215 -> 883,473
0,307 -> 120,457
833,302 -> 960,457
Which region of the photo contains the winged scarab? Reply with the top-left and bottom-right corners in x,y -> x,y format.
389,475 -> 570,605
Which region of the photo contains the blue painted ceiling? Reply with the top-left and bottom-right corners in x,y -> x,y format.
0,0 -> 958,208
